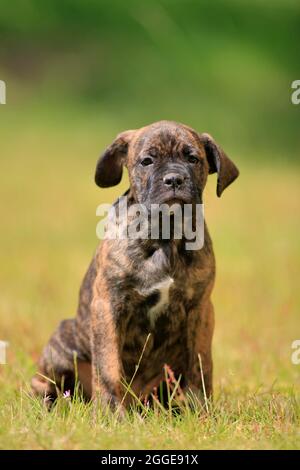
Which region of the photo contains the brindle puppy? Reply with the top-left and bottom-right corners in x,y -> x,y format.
32,120 -> 239,410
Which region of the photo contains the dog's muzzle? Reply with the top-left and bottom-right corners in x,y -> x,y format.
159,164 -> 194,204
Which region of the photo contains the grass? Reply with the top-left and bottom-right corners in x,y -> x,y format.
0,114 -> 300,449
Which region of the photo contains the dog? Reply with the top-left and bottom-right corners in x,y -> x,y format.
31,120 -> 239,410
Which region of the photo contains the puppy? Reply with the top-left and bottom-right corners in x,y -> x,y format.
32,120 -> 239,409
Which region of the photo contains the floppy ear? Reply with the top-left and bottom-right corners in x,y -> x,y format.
95,130 -> 135,188
200,133 -> 239,197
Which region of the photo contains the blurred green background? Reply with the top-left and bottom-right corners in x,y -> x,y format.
0,0 -> 299,160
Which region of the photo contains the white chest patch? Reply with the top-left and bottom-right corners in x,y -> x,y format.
147,277 -> 174,327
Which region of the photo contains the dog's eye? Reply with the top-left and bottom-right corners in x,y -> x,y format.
140,157 -> 154,167
183,146 -> 199,163
187,155 -> 199,164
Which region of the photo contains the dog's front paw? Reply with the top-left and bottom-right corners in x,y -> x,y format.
92,390 -> 126,420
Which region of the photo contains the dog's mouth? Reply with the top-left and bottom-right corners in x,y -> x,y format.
143,186 -> 197,208
160,193 -> 193,206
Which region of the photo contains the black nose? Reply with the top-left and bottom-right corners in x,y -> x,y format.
163,173 -> 184,189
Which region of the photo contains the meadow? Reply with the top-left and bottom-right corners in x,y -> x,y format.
0,110 -> 299,449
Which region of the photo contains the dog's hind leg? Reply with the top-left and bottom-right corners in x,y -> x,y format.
31,318 -> 91,401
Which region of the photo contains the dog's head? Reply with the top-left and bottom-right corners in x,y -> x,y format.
95,121 -> 239,207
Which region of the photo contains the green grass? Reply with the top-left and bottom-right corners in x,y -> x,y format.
0,115 -> 300,449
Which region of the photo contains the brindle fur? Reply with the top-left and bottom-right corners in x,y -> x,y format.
32,120 -> 239,410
